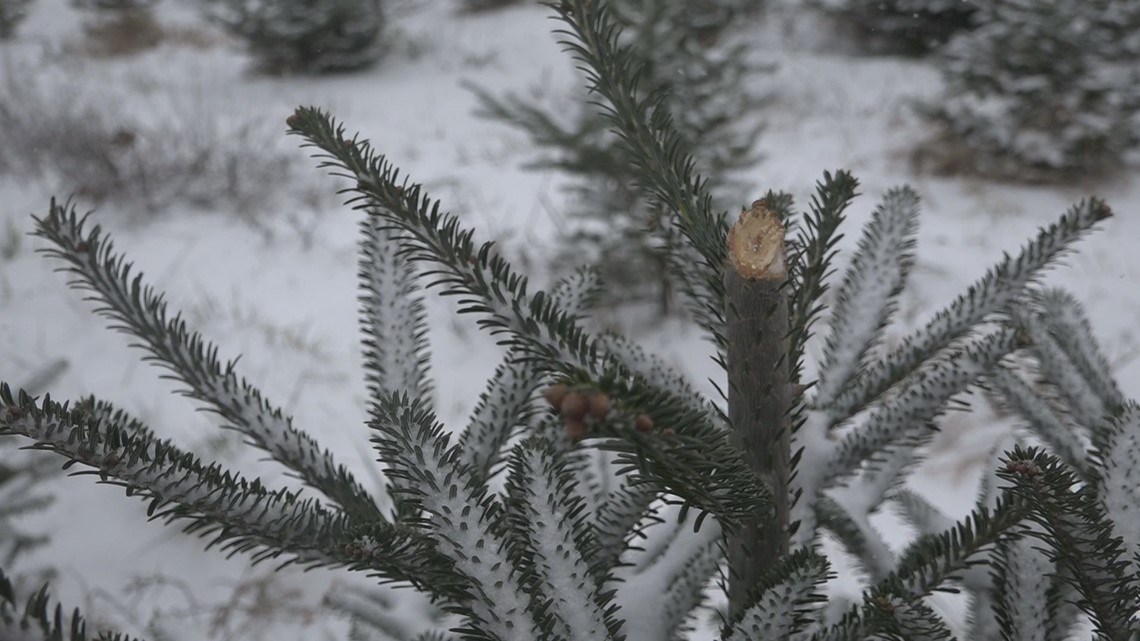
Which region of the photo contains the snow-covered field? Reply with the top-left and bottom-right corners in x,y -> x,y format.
1,1 -> 1137,639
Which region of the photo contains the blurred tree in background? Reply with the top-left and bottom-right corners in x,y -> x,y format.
474,0 -> 769,318
811,0 -> 978,56
204,0 -> 387,74
920,0 -> 1140,181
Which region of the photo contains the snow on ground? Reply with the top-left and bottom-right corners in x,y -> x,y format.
0,1 -> 1137,639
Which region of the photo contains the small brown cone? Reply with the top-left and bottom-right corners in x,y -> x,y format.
634,414 -> 654,433
560,392 -> 589,421
565,418 -> 589,442
286,113 -> 301,129
587,393 -> 612,419
543,384 -> 569,409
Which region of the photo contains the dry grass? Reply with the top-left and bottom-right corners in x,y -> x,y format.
78,10 -> 165,57
66,11 -> 226,58
0,50 -> 314,221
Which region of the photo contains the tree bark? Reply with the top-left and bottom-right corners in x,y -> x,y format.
724,199 -> 791,621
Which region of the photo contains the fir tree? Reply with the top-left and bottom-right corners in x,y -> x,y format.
0,0 -> 33,40
204,0 -> 387,74
1,1 -> 1139,640
811,0 -> 978,56
920,0 -> 1140,181
473,0 -> 768,317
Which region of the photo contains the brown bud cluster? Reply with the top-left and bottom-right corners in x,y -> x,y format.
286,113 -> 302,129
633,414 -> 654,433
543,384 -> 613,442
1004,459 -> 1041,478
541,384 -> 676,440
560,391 -> 588,420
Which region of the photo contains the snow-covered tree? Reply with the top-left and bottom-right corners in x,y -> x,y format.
1,2 -> 1139,641
920,0 -> 1140,181
0,0 -> 34,40
811,0 -> 978,55
204,0 -> 387,74
473,0 -> 768,316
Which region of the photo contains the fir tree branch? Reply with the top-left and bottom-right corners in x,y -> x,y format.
289,108 -> 597,370
361,213 -> 442,522
986,362 -> 1090,478
859,587 -> 955,641
999,446 -> 1139,641
324,580 -> 455,641
607,509 -> 723,641
359,215 -> 433,400
468,83 -> 617,177
987,532 -> 1056,641
1090,402 -> 1140,580
289,107 -> 769,529
814,494 -> 1030,641
1034,288 -> 1125,411
591,477 -> 658,574
0,386 -> 449,596
802,444 -> 919,582
589,380 -> 770,528
369,392 -> 544,641
815,187 -> 920,408
459,267 -> 601,484
890,489 -> 955,538
594,332 -> 726,429
825,327 -> 1020,486
547,0 -> 731,355
827,435 -> 922,529
786,171 -> 859,395
0,567 -> 144,641
722,548 -> 830,641
828,198 -> 1112,422
659,527 -> 722,641
505,439 -> 617,641
32,202 -> 379,519
894,496 -> 1026,595
814,495 -> 896,582
1015,303 -> 1108,430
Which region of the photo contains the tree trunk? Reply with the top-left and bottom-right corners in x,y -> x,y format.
724,199 -> 792,621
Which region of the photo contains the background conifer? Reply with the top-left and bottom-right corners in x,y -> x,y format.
204,0 -> 387,74
920,0 -> 1140,180
474,0 -> 768,317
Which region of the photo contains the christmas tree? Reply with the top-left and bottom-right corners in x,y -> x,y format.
473,0 -> 768,316
812,0 -> 978,55
204,0 -> 387,74
1,1 -> 1138,639
921,0 -> 1140,181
